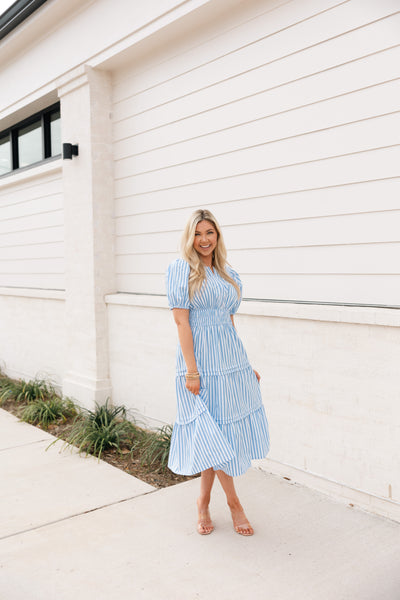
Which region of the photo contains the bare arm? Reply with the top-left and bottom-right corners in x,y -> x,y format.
172,308 -> 200,395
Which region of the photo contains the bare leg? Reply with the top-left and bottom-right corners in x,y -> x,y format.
197,468 -> 216,535
216,470 -> 254,536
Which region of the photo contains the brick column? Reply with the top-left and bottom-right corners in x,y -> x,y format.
57,65 -> 115,407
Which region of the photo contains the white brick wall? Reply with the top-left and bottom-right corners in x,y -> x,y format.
105,294 -> 400,513
0,292 -> 66,386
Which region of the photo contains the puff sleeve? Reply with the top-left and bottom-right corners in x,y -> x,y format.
165,258 -> 190,310
226,265 -> 243,315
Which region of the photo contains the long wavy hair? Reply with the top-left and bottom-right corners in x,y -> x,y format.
181,209 -> 241,300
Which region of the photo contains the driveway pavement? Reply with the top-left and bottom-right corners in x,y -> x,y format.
1,407 -> 399,600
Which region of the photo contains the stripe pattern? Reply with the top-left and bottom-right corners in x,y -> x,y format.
166,258 -> 270,477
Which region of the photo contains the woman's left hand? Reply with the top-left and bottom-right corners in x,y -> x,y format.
253,369 -> 261,382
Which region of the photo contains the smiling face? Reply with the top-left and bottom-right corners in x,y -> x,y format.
193,219 -> 218,266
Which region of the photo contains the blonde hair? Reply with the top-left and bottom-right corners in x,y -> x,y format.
180,209 -> 241,300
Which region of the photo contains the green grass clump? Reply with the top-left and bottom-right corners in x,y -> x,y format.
0,376 -> 57,405
0,377 -> 18,404
21,396 -> 77,429
0,373 -> 11,392
55,399 -> 137,459
134,424 -> 173,472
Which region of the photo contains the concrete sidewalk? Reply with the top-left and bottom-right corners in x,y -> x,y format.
1,407 -> 399,600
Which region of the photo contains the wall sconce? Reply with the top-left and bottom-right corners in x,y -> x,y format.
63,143 -> 79,159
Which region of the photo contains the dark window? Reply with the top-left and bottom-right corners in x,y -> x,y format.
0,103 -> 61,176
49,110 -> 61,156
18,119 -> 43,167
0,134 -> 11,175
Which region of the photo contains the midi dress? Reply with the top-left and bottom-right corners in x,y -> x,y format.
166,258 -> 270,477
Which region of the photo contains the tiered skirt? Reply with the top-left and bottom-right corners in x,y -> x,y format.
168,366 -> 270,477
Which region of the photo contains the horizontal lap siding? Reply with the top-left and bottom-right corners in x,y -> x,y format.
112,0 -> 400,305
0,171 -> 65,289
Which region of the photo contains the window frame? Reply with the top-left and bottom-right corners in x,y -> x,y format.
0,102 -> 61,177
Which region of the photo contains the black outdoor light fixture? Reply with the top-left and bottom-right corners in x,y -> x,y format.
62,143 -> 79,159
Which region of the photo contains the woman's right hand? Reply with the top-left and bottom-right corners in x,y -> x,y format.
186,377 -> 200,395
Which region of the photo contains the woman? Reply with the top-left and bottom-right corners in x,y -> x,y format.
166,209 -> 270,536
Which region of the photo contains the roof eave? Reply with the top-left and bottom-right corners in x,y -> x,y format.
0,0 -> 48,42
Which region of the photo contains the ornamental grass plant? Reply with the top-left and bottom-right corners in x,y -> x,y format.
21,396 -> 77,429
0,376 -> 57,405
0,371 -> 9,392
53,399 -> 139,459
133,424 -> 173,472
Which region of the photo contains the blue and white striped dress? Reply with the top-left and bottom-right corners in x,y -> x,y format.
166,258 -> 270,477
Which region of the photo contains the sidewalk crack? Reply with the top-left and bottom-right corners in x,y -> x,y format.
0,488 -> 159,542
0,439 -> 51,453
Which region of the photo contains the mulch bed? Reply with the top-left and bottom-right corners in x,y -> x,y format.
1,397 -> 198,489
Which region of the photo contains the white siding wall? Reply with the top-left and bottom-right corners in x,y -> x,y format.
112,0 -> 400,305
0,165 -> 64,290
